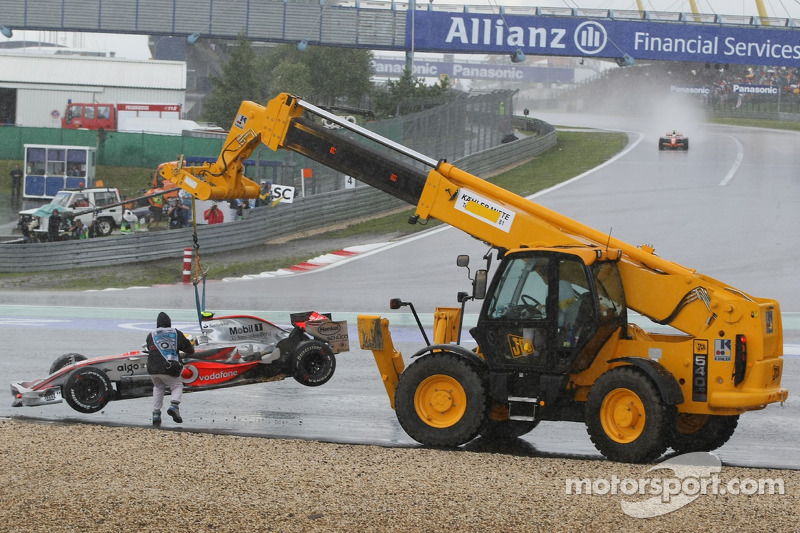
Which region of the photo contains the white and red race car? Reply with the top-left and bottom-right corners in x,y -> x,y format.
11,312 -> 348,414
658,130 -> 689,150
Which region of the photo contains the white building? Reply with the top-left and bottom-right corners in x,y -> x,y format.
0,53 -> 186,127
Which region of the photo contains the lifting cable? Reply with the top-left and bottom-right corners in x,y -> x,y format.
190,195 -> 208,329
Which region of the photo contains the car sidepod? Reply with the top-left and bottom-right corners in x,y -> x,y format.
181,359 -> 262,389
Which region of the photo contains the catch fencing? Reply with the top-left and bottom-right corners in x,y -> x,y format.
0,115 -> 556,273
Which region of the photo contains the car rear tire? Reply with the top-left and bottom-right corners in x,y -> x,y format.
63,366 -> 114,413
49,353 -> 87,375
292,340 -> 336,387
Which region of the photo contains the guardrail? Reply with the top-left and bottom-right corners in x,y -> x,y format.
0,118 -> 555,273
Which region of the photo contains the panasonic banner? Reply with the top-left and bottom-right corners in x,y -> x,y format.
371,58 -> 574,83
408,12 -> 800,68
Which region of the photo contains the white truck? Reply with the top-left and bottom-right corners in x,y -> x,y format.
19,187 -> 125,239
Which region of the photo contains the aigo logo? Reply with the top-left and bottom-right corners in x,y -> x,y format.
574,21 -> 608,55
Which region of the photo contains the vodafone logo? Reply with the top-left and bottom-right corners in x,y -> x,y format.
198,370 -> 239,381
181,364 -> 240,385
182,364 -> 199,383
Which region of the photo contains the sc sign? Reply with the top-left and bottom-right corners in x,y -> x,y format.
271,185 -> 296,204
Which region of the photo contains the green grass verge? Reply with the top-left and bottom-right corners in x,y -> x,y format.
709,117 -> 800,131
321,131 -> 628,240
0,251 -> 329,289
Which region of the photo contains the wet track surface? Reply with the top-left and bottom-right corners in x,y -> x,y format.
3,115 -> 799,469
2,310 -> 798,469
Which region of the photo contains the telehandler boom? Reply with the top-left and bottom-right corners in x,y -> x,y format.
161,93 -> 787,463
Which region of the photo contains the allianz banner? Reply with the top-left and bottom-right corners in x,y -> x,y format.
409,12 -> 800,68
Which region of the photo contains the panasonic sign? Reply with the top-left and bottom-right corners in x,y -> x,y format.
410,12 -> 800,68
670,86 -> 710,95
732,84 -> 779,94
371,58 -> 574,83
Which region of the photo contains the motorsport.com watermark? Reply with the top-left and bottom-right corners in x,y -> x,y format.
565,452 -> 785,518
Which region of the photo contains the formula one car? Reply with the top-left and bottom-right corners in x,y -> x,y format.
11,312 -> 348,414
658,130 -> 689,150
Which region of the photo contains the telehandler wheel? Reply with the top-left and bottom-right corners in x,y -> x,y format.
395,352 -> 488,447
670,413 -> 739,454
481,419 -> 539,441
480,404 -> 539,441
586,367 -> 671,463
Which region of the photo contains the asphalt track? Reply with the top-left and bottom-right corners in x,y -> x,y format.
3,113 -> 799,469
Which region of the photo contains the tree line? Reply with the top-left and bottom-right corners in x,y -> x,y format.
201,35 -> 454,128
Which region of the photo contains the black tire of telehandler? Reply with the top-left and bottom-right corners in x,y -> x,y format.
670,414 -> 739,454
395,352 -> 488,447
586,366 -> 672,463
291,340 -> 336,387
49,353 -> 88,375
63,366 -> 114,414
481,419 -> 540,441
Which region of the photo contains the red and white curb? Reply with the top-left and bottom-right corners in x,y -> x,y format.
87,242 -> 392,291
222,242 -> 391,282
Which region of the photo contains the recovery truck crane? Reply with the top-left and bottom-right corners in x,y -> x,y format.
160,93 -> 787,463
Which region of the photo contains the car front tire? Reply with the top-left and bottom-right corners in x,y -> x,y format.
63,366 -> 114,413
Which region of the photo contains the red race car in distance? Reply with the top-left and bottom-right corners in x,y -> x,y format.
658,130 -> 689,150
